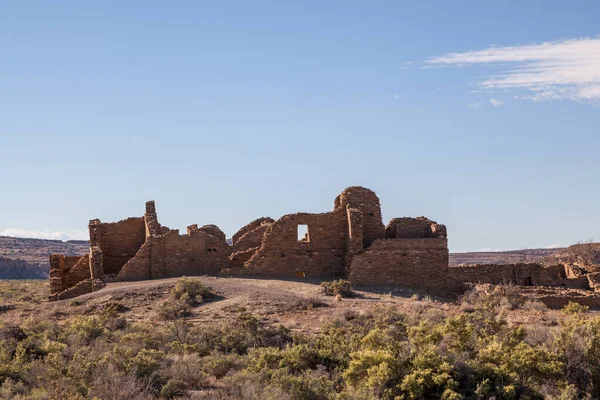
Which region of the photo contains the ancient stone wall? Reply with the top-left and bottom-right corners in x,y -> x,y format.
347,238 -> 461,294
114,229 -> 229,281
245,211 -> 348,278
232,217 -> 274,246
385,217 -> 447,239
334,187 -> 384,247
89,217 -> 146,276
241,187 -> 386,278
450,263 -> 589,289
49,254 -> 90,298
50,186 -> 598,306
233,223 -> 271,253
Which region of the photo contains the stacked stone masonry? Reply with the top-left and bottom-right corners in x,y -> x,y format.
48,186 -> 600,306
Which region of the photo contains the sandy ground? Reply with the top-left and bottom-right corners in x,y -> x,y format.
1,277 -> 462,330
0,276 -> 582,337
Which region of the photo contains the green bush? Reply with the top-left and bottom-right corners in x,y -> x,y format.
4,279 -> 600,399
158,278 -> 214,320
171,277 -> 213,306
562,301 -> 589,315
321,279 -> 355,297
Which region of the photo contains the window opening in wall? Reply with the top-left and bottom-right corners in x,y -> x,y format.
298,224 -> 309,242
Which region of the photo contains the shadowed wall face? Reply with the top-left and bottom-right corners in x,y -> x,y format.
89,217 -> 146,276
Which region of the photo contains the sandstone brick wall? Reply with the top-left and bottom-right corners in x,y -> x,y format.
245,211 -> 348,278
334,187 -> 384,247
49,254 -> 90,297
52,279 -> 93,301
233,223 -> 271,253
197,225 -> 227,243
89,217 -> 146,276
228,247 -> 259,270
347,238 -> 461,294
345,207 -> 364,274
114,229 -> 229,281
450,263 -> 589,289
385,217 -> 447,239
232,217 -> 274,246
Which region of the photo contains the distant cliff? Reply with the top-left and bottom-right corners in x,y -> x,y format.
0,236 -> 88,279
0,256 -> 48,279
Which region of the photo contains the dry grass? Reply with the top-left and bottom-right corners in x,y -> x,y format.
0,279 -> 48,309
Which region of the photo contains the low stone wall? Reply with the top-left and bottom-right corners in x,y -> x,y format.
348,238 -> 462,294
450,263 -> 589,289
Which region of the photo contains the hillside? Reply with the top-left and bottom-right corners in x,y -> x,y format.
0,276 -> 597,399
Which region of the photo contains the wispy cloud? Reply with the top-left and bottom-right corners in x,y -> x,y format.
489,98 -> 504,107
546,243 -> 564,249
0,229 -> 87,241
467,102 -> 482,109
426,37 -> 600,102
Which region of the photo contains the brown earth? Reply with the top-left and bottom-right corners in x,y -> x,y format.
1,276 -> 590,337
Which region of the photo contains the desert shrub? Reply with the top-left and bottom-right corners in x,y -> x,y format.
158,299 -> 191,321
100,300 -> 127,317
171,277 -> 213,306
460,283 -> 526,311
6,280 -> 600,399
553,312 -> 600,397
203,353 -> 243,379
562,301 -> 589,315
522,299 -> 549,312
66,316 -> 105,342
289,296 -> 327,311
88,364 -> 154,400
158,278 -> 214,320
160,378 -> 187,398
321,279 -> 354,298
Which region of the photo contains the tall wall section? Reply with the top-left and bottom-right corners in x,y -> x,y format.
243,187 -> 385,278
89,217 -> 146,276
348,217 -> 462,294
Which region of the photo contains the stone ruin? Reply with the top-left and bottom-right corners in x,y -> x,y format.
49,186 -> 600,307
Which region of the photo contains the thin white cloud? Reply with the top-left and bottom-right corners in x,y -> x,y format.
546,243 -> 564,249
427,37 -> 600,102
489,98 -> 504,107
0,229 -> 88,241
467,102 -> 482,109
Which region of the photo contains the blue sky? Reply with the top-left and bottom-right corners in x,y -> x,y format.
1,1 -> 599,252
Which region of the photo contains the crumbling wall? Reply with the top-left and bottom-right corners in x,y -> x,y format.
89,217 -> 146,276
234,223 -> 271,253
385,217 -> 447,239
49,254 -> 89,297
450,263 -> 589,289
334,187 -> 384,247
114,229 -> 229,281
348,238 -> 461,294
191,224 -> 227,243
347,216 -> 460,294
232,217 -> 274,246
243,187 -> 385,278
245,212 -> 348,278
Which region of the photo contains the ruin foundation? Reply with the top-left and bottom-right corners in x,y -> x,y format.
49,186 -> 600,306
